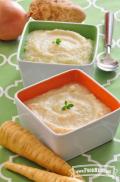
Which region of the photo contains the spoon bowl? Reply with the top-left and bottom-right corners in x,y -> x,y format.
97,54 -> 119,72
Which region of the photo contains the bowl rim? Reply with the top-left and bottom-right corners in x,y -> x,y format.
17,19 -> 99,67
15,69 -> 120,137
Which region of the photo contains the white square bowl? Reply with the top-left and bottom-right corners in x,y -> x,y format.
17,20 -> 98,87
15,69 -> 120,160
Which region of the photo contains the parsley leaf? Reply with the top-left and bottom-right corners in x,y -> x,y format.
53,38 -> 62,45
62,101 -> 74,111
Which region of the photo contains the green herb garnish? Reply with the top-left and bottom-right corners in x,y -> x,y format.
53,38 -> 62,45
62,100 -> 74,111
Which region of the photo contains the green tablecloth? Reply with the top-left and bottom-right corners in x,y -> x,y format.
0,0 -> 120,181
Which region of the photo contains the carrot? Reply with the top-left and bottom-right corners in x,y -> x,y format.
4,162 -> 84,182
0,121 -> 73,177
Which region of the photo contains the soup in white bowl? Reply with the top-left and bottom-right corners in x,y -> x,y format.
24,29 -> 93,65
26,83 -> 111,134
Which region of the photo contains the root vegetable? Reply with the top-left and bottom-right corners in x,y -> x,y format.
0,121 -> 72,177
5,162 -> 84,182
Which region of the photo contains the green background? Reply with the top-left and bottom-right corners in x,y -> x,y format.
0,0 -> 120,181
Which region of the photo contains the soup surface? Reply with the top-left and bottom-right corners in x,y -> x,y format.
24,29 -> 93,65
26,83 -> 111,134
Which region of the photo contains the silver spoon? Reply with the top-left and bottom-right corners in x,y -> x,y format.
97,12 -> 119,71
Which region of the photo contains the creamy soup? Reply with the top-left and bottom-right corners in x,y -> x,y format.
26,84 -> 111,134
24,29 -> 93,65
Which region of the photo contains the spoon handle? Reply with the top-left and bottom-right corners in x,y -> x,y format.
105,12 -> 114,49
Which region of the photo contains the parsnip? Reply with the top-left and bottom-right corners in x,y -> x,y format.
0,121 -> 72,176
5,162 -> 84,182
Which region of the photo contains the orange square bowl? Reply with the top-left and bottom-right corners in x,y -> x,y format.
15,69 -> 120,160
